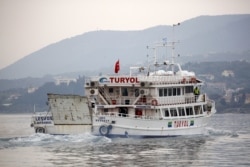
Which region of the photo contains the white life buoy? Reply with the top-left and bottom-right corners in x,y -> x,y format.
35,127 -> 45,133
151,99 -> 158,106
99,125 -> 112,136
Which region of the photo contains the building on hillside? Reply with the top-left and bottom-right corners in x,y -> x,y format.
28,86 -> 38,93
245,94 -> 250,104
222,70 -> 234,77
7,94 -> 21,100
54,77 -> 77,85
206,82 -> 226,91
224,89 -> 234,103
198,74 -> 214,80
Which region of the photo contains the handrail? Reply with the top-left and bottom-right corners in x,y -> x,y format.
96,109 -> 209,121
97,112 -> 160,120
97,94 -> 206,106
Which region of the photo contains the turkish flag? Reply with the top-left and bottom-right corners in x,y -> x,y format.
114,60 -> 120,73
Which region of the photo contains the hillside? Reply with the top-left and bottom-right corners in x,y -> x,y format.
0,14 -> 250,79
1,61 -> 250,113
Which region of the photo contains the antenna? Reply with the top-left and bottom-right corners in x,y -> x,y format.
171,23 -> 181,64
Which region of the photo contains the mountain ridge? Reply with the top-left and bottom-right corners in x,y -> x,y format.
1,14 -> 250,79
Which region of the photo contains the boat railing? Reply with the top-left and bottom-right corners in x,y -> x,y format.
154,94 -> 206,106
207,99 -> 216,114
105,96 -> 148,105
97,112 -> 160,120
98,94 -> 206,106
138,75 -> 197,85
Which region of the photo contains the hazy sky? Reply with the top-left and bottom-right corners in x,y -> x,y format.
1,0 -> 250,70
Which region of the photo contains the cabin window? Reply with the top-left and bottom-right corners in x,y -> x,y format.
159,88 -> 182,97
159,88 -> 163,97
122,88 -> 128,96
170,108 -> 178,117
119,107 -> 128,117
168,88 -> 172,96
203,105 -> 208,112
164,109 -> 170,117
194,105 -> 202,115
177,88 -> 181,95
178,107 -> 185,116
173,88 -> 177,96
186,107 -> 193,116
135,89 -> 139,97
185,86 -> 193,93
164,88 -> 168,96
109,88 -> 113,93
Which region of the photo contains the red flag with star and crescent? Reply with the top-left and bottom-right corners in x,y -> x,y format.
114,60 -> 120,73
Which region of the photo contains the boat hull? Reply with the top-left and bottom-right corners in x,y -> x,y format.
92,114 -> 211,137
44,125 -> 92,135
33,124 -> 92,135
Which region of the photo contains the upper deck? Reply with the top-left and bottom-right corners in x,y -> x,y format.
85,70 -> 202,88
84,38 -> 207,108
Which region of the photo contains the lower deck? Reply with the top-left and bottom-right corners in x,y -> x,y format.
94,100 -> 214,121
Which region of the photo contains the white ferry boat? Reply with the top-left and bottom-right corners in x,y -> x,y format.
85,40 -> 216,138
31,27 -> 216,137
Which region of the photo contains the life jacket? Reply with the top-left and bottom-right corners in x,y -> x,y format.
194,88 -> 200,95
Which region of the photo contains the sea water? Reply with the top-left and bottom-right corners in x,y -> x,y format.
0,113 -> 249,167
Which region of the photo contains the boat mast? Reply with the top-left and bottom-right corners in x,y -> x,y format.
171,23 -> 180,72
33,104 -> 36,113
145,23 -> 181,75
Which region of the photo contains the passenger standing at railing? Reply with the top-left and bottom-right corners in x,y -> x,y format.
194,87 -> 200,95
194,87 -> 200,102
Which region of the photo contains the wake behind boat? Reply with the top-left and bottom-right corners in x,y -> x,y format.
31,25 -> 216,137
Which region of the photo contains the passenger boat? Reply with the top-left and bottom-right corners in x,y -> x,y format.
85,39 -> 216,137
31,28 -> 216,137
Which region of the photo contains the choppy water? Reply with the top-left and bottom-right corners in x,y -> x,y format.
0,114 -> 249,167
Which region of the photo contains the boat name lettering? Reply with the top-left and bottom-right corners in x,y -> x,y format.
35,116 -> 53,121
96,117 -> 110,123
174,120 -> 189,128
35,121 -> 53,124
99,77 -> 110,83
109,77 -> 139,83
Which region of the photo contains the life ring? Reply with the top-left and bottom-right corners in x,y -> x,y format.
191,77 -> 196,83
140,82 -> 145,87
108,125 -> 112,131
151,99 -> 158,106
90,89 -> 95,94
35,127 -> 45,133
99,125 -> 112,136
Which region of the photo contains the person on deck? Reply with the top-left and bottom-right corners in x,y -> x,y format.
194,87 -> 200,101
194,87 -> 200,95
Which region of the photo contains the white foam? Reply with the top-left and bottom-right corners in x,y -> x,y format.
205,127 -> 239,137
6,133 -> 111,147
